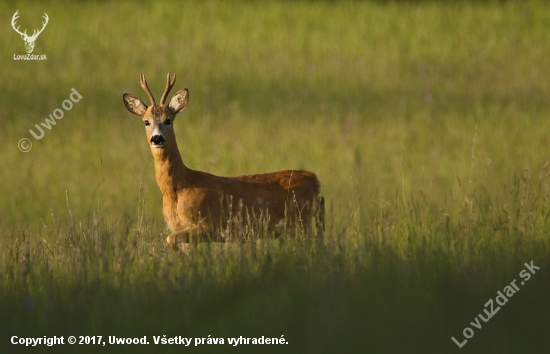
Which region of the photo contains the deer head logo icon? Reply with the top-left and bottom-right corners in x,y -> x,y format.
11,11 -> 49,54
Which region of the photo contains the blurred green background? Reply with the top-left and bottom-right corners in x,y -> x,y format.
1,0 -> 550,353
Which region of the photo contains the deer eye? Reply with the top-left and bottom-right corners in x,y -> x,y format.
164,119 -> 171,126
144,120 -> 150,126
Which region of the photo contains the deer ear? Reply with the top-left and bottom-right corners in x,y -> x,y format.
168,89 -> 189,115
123,93 -> 147,116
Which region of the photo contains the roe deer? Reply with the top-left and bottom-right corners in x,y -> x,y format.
123,74 -> 323,250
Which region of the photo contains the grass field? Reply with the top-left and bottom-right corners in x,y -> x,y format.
1,0 -> 550,353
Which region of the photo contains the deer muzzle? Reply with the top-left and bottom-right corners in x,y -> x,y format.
150,135 -> 165,147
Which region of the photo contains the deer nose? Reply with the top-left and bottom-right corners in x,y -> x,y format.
150,135 -> 165,145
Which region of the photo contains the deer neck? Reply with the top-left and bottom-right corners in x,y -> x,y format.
151,141 -> 190,198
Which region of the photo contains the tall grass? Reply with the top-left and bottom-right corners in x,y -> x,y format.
2,0 -> 550,352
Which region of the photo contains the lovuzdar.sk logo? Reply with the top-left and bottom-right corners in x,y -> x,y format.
11,10 -> 48,61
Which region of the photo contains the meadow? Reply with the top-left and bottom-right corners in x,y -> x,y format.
1,0 -> 550,352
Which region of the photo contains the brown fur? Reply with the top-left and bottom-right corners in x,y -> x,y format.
123,74 -> 322,250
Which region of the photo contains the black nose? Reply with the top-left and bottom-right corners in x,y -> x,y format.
150,135 -> 165,145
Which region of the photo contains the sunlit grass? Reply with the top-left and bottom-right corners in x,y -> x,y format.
2,0 -> 550,352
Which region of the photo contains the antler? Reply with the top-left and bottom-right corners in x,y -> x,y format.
11,11 -> 27,37
31,13 -> 49,39
140,74 -> 156,106
160,73 -> 176,105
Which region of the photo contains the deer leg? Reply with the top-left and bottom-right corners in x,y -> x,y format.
166,228 -> 196,252
166,228 -> 220,252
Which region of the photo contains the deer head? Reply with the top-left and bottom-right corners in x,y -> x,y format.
11,11 -> 49,54
123,74 -> 189,150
